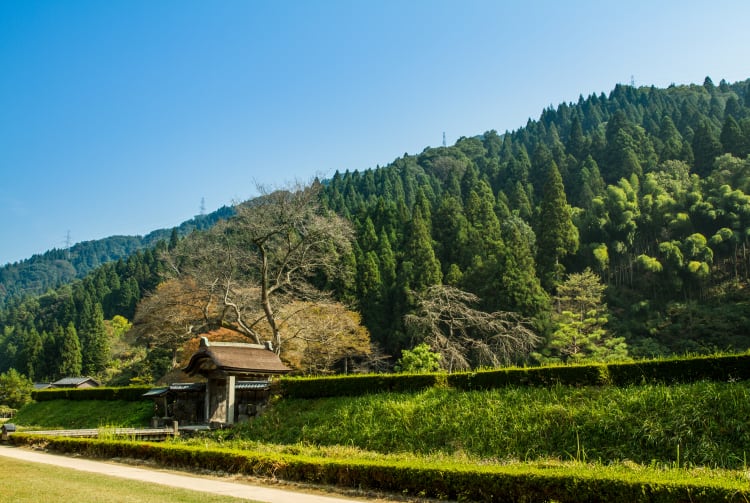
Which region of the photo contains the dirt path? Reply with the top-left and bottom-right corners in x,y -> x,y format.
0,445 -> 373,503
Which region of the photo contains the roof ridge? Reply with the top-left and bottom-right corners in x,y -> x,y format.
208,341 -> 266,349
199,336 -> 267,350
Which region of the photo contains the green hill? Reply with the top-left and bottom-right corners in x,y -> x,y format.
0,205 -> 234,305
3,76 -> 750,384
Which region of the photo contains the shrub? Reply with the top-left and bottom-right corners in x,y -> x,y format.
0,369 -> 34,409
0,404 -> 16,418
394,343 -> 441,373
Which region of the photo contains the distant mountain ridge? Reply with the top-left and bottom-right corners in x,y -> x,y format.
0,205 -> 235,304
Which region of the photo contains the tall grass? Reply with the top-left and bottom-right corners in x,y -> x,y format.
208,381 -> 750,470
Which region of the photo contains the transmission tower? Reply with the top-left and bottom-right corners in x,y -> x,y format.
65,230 -> 71,260
200,197 -> 206,216
442,132 -> 446,147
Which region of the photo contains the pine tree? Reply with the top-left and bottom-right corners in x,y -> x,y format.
657,115 -> 686,162
332,247 -> 358,306
57,322 -> 82,378
499,217 -> 550,317
510,181 -> 533,221
358,216 -> 378,252
402,207 -> 442,292
536,161 -> 579,291
720,116 -> 746,158
377,229 -> 397,293
541,269 -> 627,363
168,227 -> 179,251
18,327 -> 43,381
565,116 -> 588,161
358,251 -> 382,304
79,299 -> 109,375
692,120 -> 722,176
465,180 -> 502,245
432,195 -> 469,270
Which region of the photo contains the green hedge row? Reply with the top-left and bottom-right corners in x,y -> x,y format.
33,354 -> 750,402
31,386 -> 153,402
279,372 -> 448,399
605,354 -> 750,385
280,353 -> 750,398
10,434 -> 748,502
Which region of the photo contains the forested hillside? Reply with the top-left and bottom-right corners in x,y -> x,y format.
322,76 -> 750,360
2,76 -> 750,384
0,206 -> 234,304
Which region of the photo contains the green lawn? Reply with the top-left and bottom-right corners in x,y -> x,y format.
12,400 -> 153,429
0,457 -> 256,503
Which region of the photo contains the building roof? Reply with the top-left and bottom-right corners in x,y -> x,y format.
142,387 -> 169,397
183,337 -> 291,377
143,380 -> 269,397
50,377 -> 100,387
236,381 -> 271,390
142,382 -> 205,397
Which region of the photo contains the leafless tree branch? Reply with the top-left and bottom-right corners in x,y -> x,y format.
405,284 -> 539,371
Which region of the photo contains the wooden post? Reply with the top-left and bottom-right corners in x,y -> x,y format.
204,382 -> 211,424
226,375 -> 236,424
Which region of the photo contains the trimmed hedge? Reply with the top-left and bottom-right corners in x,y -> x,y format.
31,386 -> 153,402
280,354 -> 750,399
448,363 -> 608,390
10,434 -> 749,502
279,372 -> 447,399
33,354 -> 750,402
606,354 -> 750,385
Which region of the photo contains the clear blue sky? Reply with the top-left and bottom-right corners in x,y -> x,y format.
1,0 -> 749,266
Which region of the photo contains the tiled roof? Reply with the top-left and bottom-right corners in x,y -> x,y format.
236,381 -> 270,390
142,381 -> 269,397
51,377 -> 99,387
142,387 -> 169,397
169,382 -> 206,392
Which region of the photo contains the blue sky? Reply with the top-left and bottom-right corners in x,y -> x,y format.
1,0 -> 749,265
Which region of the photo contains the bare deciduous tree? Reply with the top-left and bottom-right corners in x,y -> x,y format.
280,300 -> 370,374
131,277 -> 221,368
404,284 -> 539,371
161,181 -> 355,357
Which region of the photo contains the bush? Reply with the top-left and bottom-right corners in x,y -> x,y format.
0,404 -> 16,418
394,343 -> 441,373
0,369 -> 34,409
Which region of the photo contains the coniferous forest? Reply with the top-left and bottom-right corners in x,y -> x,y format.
3,76 -> 750,383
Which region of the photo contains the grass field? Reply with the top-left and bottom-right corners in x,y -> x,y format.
11,400 -> 153,429
198,381 -> 750,470
0,456 -> 256,503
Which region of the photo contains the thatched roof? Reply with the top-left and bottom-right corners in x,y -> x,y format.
183,336 -> 291,377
